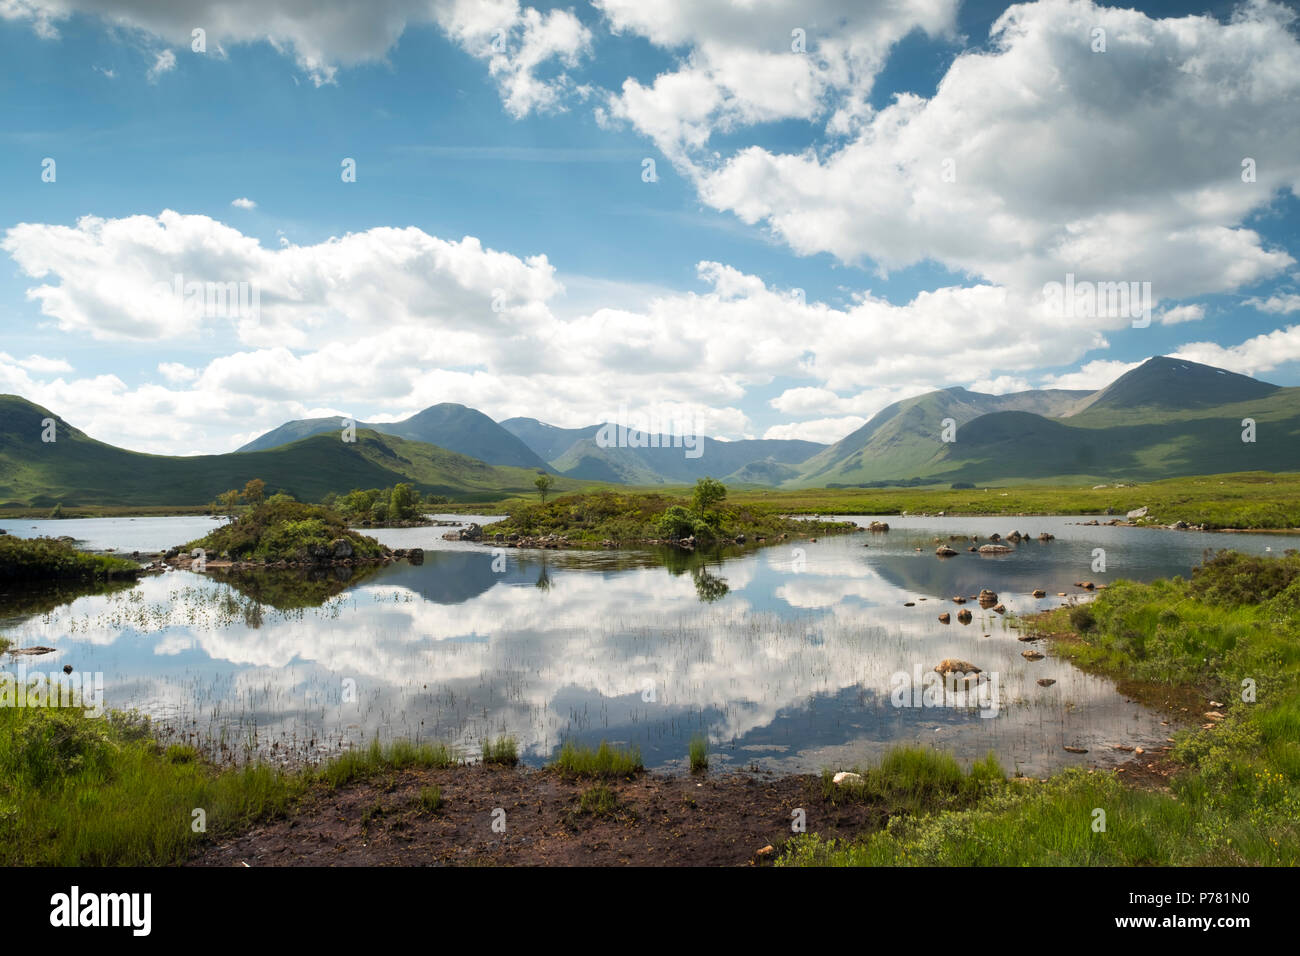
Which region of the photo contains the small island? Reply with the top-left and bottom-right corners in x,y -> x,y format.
173,495 -> 414,570
460,478 -> 860,549
0,532 -> 142,583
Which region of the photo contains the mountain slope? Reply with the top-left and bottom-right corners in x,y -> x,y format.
239,403 -> 549,470
0,396 -> 581,506
797,387 -> 1092,486
789,358 -> 1300,487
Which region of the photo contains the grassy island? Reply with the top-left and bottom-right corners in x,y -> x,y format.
0,534 -> 141,583
180,496 -> 386,564
486,479 -> 859,547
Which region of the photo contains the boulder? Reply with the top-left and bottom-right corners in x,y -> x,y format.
978,589 -> 999,608
978,544 -> 1013,554
1032,589 -> 1046,597
957,609 -> 973,624
935,545 -> 958,556
331,538 -> 354,559
832,771 -> 864,786
1126,506 -> 1148,520
1022,650 -> 1045,661
934,658 -> 981,675
866,521 -> 890,532
407,547 -> 424,565
1036,678 -> 1056,687
461,523 -> 484,542
938,612 -> 951,623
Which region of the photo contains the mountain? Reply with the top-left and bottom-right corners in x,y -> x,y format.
239,403 -> 549,470
1071,356 -> 1279,416
499,418 -> 602,462
0,396 -> 584,507
789,357 -> 1300,487
796,386 -> 1092,486
501,417 -> 826,485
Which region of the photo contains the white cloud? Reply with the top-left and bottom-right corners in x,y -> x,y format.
687,0 -> 1300,304
0,352 -> 73,375
1,0 -> 591,106
1246,292 -> 1300,314
1157,304 -> 1205,325
230,197 -> 256,210
1171,327 -> 1300,376
1038,359 -> 1143,391
763,417 -> 867,444
595,0 -> 959,158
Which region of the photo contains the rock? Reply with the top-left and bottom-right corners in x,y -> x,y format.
407,547 -> 424,565
1032,589 -> 1046,597
1126,506 -> 1148,520
938,613 -> 951,623
63,664 -> 74,674
1022,650 -> 1045,661
935,545 -> 958,556
978,589 -> 999,607
867,521 -> 890,532
330,538 -> 354,559
734,533 -> 746,544
903,601 -> 915,607
934,659 -> 981,675
957,609 -> 973,624
755,845 -> 775,860
1204,711 -> 1226,721
1063,746 -> 1088,754
1036,678 -> 1056,687
989,533 -> 1001,542
1038,532 -> 1055,541
978,544 -> 1013,554
832,771 -> 864,786
951,595 -> 967,604
992,603 -> 1006,614
1006,530 -> 1023,542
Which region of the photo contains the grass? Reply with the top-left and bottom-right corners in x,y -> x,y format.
780,549 -> 1300,866
576,783 -> 623,818
726,472 -> 1300,530
0,534 -> 141,583
0,705 -> 459,866
481,735 -> 519,766
688,734 -> 709,773
417,786 -> 443,813
551,740 -> 644,779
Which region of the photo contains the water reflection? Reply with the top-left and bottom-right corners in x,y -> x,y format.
2,514 -> 1296,776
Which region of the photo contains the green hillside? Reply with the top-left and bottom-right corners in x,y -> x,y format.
790,358 -> 1300,487
238,402 -> 549,470
0,396 -> 585,507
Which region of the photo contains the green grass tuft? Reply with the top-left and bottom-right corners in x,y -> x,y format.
551,740 -> 644,779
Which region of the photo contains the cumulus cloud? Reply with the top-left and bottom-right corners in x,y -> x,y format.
686,0 -> 1299,304
595,0 -> 959,157
1246,293 -> 1300,314
0,0 -> 591,106
230,197 -> 256,210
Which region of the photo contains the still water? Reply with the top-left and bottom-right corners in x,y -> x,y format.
2,514 -> 1293,774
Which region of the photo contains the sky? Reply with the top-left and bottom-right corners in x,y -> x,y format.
0,0 -> 1298,455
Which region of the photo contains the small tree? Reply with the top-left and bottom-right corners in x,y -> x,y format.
242,478 -> 266,507
217,489 -> 241,515
691,477 -> 726,515
534,472 -> 554,505
389,482 -> 415,520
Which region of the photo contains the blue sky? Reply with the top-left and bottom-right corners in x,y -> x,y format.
1,0 -> 1298,454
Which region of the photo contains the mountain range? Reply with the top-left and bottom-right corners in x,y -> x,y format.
1,356 -> 1296,507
